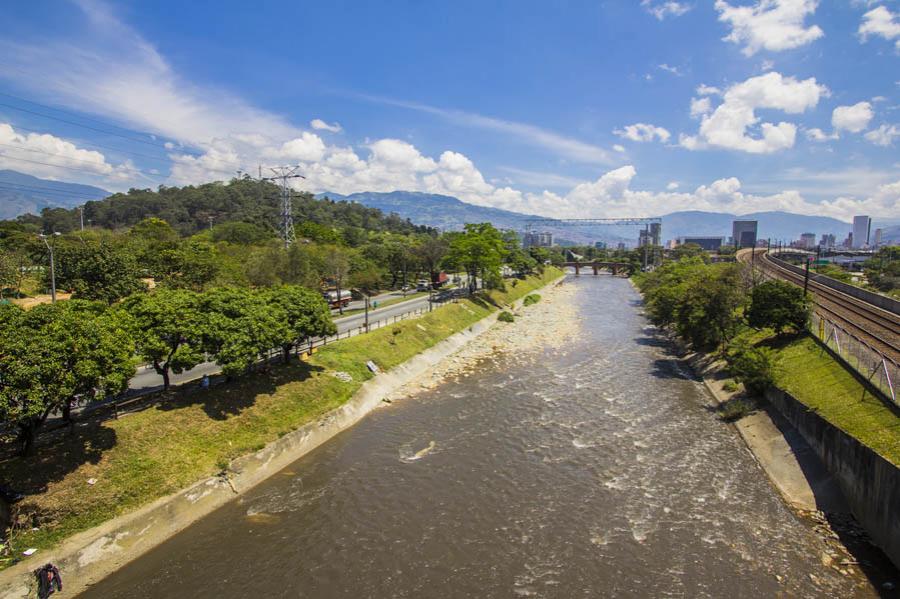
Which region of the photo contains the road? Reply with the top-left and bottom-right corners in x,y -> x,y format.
127,290 -> 441,394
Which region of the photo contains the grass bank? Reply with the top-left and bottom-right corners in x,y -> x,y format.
732,327 -> 900,467
0,268 -> 561,565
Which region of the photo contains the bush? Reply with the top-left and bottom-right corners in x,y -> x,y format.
523,294 -> 541,306
722,380 -> 740,393
498,311 -> 515,323
727,341 -> 777,395
716,397 -> 757,422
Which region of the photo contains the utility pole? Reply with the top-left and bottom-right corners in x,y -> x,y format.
79,206 -> 84,232
803,257 -> 811,296
39,232 -> 61,303
262,166 -> 305,249
364,295 -> 370,332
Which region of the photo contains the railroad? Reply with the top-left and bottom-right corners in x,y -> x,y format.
738,248 -> 900,361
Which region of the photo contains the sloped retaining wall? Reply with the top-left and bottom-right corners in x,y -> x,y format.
0,279 -> 562,599
765,386 -> 900,568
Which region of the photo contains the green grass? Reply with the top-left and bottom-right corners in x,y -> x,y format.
0,268 -> 561,564
731,327 -> 900,466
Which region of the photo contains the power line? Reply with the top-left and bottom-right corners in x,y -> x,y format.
7,123 -> 179,165
0,182 -> 109,199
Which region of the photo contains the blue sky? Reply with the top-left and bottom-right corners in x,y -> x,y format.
0,0 -> 898,222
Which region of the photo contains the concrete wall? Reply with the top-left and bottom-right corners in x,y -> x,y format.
0,279 -> 561,599
765,386 -> 900,568
769,255 -> 900,316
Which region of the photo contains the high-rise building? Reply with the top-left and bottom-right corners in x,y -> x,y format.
851,215 -> 871,249
676,236 -> 724,251
799,233 -> 816,249
522,231 -> 553,248
594,241 -> 607,249
732,220 -> 758,249
819,233 -> 836,248
873,228 -> 883,249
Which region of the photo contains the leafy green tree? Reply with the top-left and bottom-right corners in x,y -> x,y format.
52,240 -> 145,303
747,280 -> 810,335
201,287 -> 290,377
670,243 -> 708,262
0,250 -> 17,298
320,245 -> 352,314
266,286 -> 336,362
0,300 -> 136,455
727,340 -> 777,395
120,289 -> 207,390
444,223 -> 507,290
157,240 -> 220,291
212,221 -> 272,245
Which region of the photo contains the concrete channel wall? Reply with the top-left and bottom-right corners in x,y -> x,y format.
769,255 -> 900,316
0,279 -> 562,599
765,386 -> 900,568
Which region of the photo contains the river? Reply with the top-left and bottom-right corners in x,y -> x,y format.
80,275 -> 866,598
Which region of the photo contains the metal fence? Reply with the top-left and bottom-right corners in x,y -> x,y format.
750,261 -> 898,406
809,311 -> 898,406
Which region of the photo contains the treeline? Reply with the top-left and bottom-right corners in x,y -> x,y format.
635,257 -> 810,395
10,178 -> 430,237
0,180 -> 556,302
0,286 -> 335,456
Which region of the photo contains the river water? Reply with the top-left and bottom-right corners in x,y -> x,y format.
81,276 -> 864,598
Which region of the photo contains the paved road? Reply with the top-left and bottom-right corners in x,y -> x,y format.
127,291 -> 442,393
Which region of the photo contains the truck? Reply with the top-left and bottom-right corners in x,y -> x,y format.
323,289 -> 352,309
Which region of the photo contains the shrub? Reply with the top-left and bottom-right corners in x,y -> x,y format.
716,397 -> 756,422
722,380 -> 740,393
498,311 -> 515,323
523,294 -> 541,306
727,341 -> 777,395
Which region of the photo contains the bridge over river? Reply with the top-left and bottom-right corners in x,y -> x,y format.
563,261 -> 629,275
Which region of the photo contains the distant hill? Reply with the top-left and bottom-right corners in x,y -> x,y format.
321,190 -> 856,245
0,170 -> 109,219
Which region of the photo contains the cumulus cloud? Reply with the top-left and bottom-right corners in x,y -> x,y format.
666,181 -> 680,190
864,123 -> 900,146
614,123 -> 671,143
0,122 -> 143,185
681,72 -> 827,153
641,1 -> 692,20
658,63 -> 683,76
696,84 -> 722,96
310,119 -> 342,133
715,0 -> 824,56
690,97 -> 712,118
804,127 -> 838,142
832,101 -> 874,133
858,6 -> 900,51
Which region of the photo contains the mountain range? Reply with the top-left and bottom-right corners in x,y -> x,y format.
320,190 -> 881,246
0,170 -> 894,247
0,170 -> 109,220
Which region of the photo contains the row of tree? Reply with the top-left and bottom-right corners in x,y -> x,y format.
0,286 -> 335,456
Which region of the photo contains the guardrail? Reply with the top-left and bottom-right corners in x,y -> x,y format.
768,251 -> 900,316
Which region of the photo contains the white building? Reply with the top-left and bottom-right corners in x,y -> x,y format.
851,215 -> 871,249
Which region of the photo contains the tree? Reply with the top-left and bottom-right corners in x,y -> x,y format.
444,223 -> 507,291
417,236 -> 448,281
320,245 -> 352,314
670,243 -> 708,262
747,280 -> 810,335
266,286 -> 336,362
120,289 -> 206,390
52,240 -> 145,303
0,250 -> 17,298
157,240 -> 220,291
0,300 -> 136,455
201,287 -> 290,377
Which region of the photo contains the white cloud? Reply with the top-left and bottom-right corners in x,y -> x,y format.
715,0 -> 824,56
696,84 -> 722,96
310,119 -> 342,133
614,123 -> 671,143
667,181 -> 680,190
858,6 -> 900,51
804,127 -> 838,142
690,97 -> 713,118
832,101 -> 874,133
658,63 -> 683,76
355,93 -> 614,165
273,132 -> 327,162
613,144 -> 626,153
641,1 -> 692,20
0,122 -> 144,185
864,123 -> 900,146
681,72 -> 827,153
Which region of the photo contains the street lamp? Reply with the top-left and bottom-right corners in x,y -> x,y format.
39,232 -> 62,303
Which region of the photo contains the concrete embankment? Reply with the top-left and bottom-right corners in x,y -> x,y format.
0,277 -> 563,599
764,385 -> 900,569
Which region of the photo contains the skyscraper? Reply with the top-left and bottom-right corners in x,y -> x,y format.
732,220 -> 758,249
851,216 -> 871,249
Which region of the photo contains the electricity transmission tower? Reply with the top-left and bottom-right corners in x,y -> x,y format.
261,166 -> 305,248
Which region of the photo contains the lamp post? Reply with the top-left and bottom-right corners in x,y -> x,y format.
39,232 -> 61,303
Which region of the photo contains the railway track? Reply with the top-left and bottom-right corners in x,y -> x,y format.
739,249 -> 900,361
